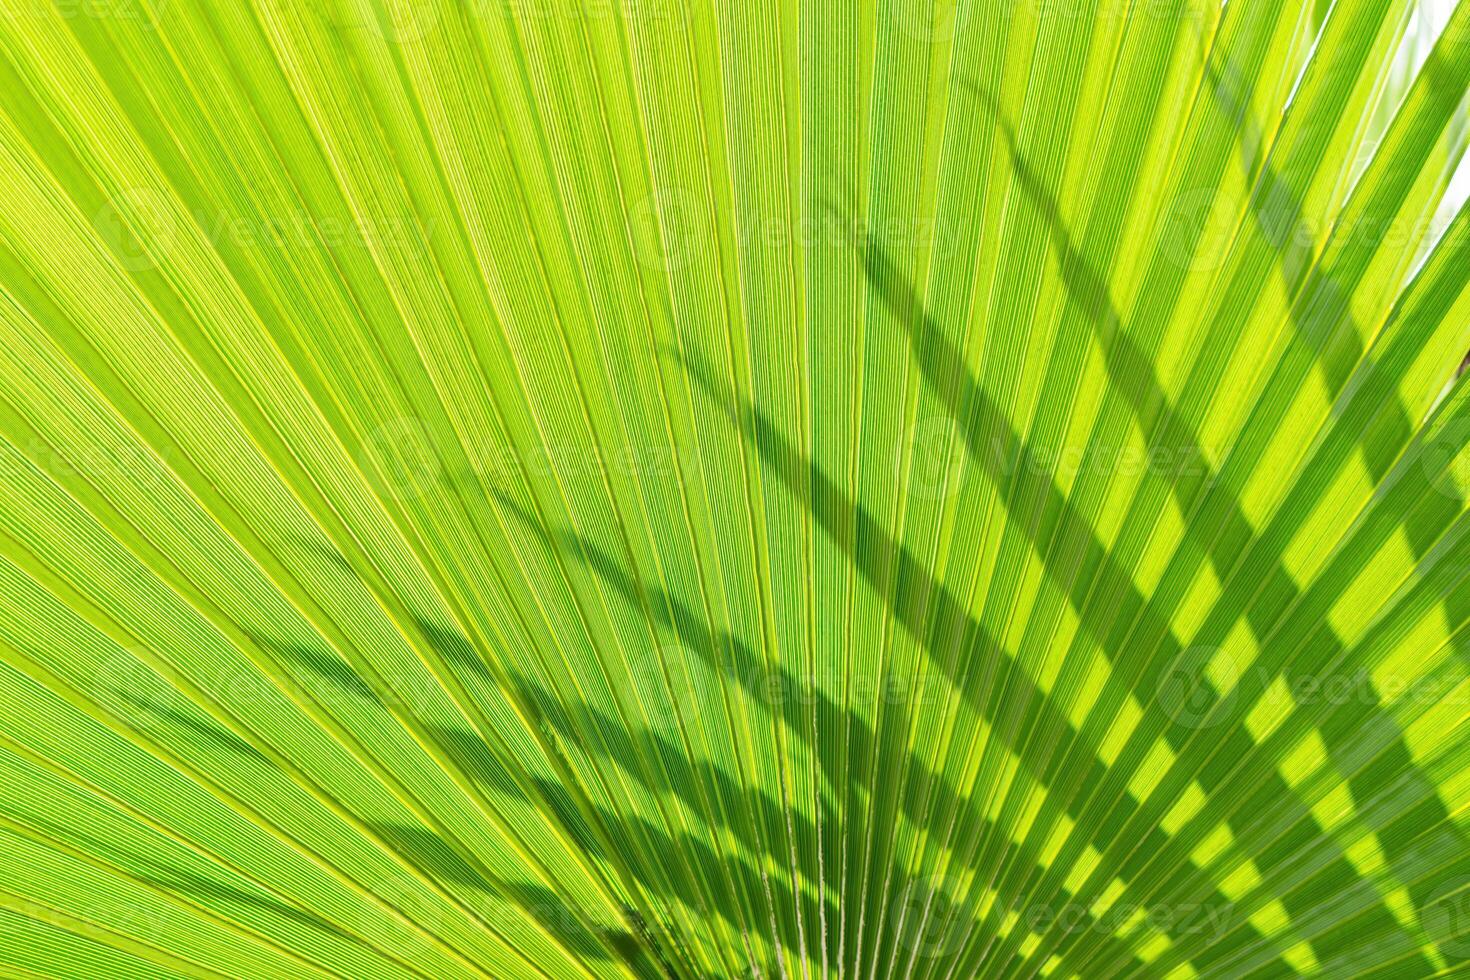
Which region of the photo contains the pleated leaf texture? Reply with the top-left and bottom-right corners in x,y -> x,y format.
7,0 -> 1470,977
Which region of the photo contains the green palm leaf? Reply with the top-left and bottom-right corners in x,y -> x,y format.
2,0 -> 1470,976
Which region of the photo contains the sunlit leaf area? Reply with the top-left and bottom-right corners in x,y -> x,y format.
2,0 -> 1470,976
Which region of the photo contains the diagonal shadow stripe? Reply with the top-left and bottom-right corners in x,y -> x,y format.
7,810 -> 440,977
1185,55 -> 1470,965
857,229 -> 1437,975
265,568 -> 1133,976
363,821 -> 654,969
922,67 -> 1470,973
488,499 -> 1187,980
490,493 -> 1160,975
1188,46 -> 1470,682
265,543 -> 717,970
257,608 -> 783,975
1071,35 -> 1470,967
510,665 -> 864,975
265,538 -> 772,976
673,349 -> 1293,976
245,629 -> 701,976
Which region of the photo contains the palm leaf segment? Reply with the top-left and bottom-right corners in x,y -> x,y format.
1,0 -> 1470,977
